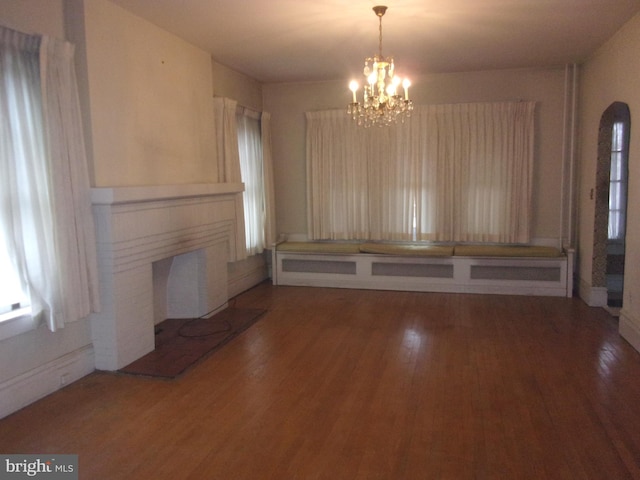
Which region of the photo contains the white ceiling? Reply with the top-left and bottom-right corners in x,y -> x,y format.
108,0 -> 640,83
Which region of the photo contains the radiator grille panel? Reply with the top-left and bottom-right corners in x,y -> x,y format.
372,262 -> 454,278
282,259 -> 356,275
470,265 -> 561,282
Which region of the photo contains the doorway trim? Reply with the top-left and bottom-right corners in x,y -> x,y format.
592,101 -> 630,306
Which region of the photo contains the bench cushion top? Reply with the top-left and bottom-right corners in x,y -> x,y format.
276,242 -> 361,254
453,244 -> 563,257
359,243 -> 455,257
276,242 -> 563,258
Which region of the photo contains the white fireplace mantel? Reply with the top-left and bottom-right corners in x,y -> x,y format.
90,183 -> 244,371
90,183 -> 244,205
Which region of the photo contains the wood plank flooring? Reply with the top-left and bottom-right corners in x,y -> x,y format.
2,282 -> 640,479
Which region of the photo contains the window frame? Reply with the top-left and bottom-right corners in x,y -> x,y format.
607,119 -> 629,242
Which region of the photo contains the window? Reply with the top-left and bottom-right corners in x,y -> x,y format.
306,102 -> 535,243
608,120 -> 627,241
0,238 -> 29,318
237,110 -> 266,255
1,27 -> 98,335
1,28 -> 40,327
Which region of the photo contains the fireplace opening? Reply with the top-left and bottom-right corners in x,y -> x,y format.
153,250 -> 205,324
152,244 -> 229,328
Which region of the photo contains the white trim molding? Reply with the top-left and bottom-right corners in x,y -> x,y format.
578,278 -> 608,307
619,309 -> 640,354
0,345 -> 94,419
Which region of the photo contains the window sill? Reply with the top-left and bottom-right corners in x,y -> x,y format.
0,307 -> 36,341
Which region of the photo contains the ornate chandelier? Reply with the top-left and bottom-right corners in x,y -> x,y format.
347,5 -> 413,127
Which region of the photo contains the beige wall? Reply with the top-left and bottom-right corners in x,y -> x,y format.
0,0 -> 66,38
81,0 -> 217,187
264,67 -> 571,243
578,13 -> 640,345
212,60 -> 263,112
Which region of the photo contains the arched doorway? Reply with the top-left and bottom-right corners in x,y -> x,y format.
592,102 -> 630,313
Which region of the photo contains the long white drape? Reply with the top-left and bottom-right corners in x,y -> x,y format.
0,27 -> 99,331
306,102 -> 535,243
214,97 -> 243,183
306,110 -> 373,240
237,110 -> 265,255
0,28 -> 48,322
213,96 -> 246,260
413,102 -> 535,243
214,98 -> 277,258
261,112 -> 277,247
39,36 -> 100,328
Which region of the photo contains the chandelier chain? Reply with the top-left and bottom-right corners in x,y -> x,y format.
378,15 -> 383,57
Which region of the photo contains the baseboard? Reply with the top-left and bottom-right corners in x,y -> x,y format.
578,278 -> 608,307
228,261 -> 269,298
0,345 -> 94,419
619,309 -> 640,355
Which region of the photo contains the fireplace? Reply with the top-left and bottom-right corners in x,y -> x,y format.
90,183 -> 244,371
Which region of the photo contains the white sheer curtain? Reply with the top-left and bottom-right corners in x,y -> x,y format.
237,109 -> 265,255
306,110 -> 420,241
214,98 -> 276,258
0,27 -> 99,331
214,97 -> 242,183
306,110 -> 372,239
414,102 -> 535,243
39,35 -> 100,328
306,101 -> 535,243
213,96 -> 246,261
0,28 -> 45,320
261,112 -> 277,247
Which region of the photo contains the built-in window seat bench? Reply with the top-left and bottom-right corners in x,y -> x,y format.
271,241 -> 574,297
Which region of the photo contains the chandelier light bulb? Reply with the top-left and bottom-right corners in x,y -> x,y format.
349,80 -> 359,102
386,83 -> 395,96
391,76 -> 401,95
402,78 -> 411,100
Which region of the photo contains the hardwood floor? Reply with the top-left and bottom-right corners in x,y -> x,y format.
2,282 -> 640,479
